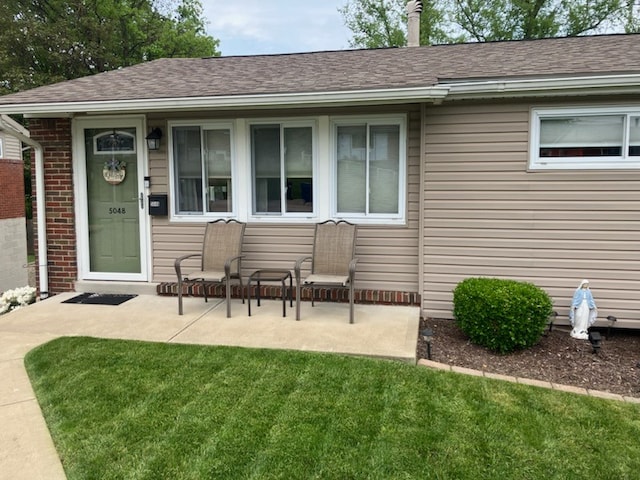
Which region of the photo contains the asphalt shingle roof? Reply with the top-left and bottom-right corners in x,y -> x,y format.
1,34 -> 639,106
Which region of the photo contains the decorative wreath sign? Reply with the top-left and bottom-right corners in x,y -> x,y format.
103,158 -> 126,185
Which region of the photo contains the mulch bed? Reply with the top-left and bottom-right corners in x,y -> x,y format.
416,318 -> 640,398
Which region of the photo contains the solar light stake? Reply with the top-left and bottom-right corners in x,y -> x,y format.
420,328 -> 433,360
588,331 -> 602,354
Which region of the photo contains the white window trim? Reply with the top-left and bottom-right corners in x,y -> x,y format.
530,106 -> 640,170
168,114 -> 407,226
0,138 -> 3,158
330,114 -> 407,225
246,118 -> 318,222
168,120 -> 238,221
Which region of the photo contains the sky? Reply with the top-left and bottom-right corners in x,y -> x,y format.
201,0 -> 353,57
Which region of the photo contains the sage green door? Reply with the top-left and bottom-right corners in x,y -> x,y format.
84,128 -> 141,274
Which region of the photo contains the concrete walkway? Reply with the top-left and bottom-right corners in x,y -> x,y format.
0,292 -> 420,480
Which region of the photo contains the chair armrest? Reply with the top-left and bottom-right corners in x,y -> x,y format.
224,255 -> 245,277
294,256 -> 313,282
175,254 -> 201,278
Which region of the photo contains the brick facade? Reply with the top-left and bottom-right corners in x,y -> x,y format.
29,118 -> 76,294
0,158 -> 25,219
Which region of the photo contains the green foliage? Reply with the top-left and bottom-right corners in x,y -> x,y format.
453,277 -> 553,354
25,337 -> 640,479
339,0 -> 453,48
339,0 -> 638,47
0,0 -> 219,94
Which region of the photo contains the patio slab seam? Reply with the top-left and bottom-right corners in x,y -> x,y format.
417,359 -> 637,403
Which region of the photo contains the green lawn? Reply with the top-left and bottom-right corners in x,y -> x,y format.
25,337 -> 640,480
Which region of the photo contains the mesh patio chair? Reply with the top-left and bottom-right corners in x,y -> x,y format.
294,220 -> 358,323
175,219 -> 245,317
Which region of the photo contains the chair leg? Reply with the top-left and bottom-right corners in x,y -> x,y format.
349,282 -> 354,324
202,281 -> 208,303
295,279 -> 301,321
178,277 -> 184,315
226,275 -> 231,318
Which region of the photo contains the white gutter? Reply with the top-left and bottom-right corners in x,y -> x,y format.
445,74 -> 640,100
0,115 -> 49,299
0,86 -> 451,116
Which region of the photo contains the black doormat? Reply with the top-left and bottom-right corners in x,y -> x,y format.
62,293 -> 137,306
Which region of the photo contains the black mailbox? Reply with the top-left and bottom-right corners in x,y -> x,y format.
148,194 -> 168,216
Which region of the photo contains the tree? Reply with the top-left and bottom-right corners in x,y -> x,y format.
453,0 -> 626,41
339,0 -> 639,47
338,0 -> 454,48
0,0 -> 219,95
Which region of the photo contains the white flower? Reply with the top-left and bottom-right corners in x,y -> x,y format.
0,286 -> 36,315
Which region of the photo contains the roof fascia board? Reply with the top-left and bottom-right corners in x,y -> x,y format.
445,74 -> 640,100
0,87 -> 451,116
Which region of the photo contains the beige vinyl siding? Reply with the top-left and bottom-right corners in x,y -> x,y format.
423,101 -> 640,328
148,107 -> 421,293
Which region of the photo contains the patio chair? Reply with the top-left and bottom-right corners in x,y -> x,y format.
294,220 -> 358,323
175,219 -> 245,317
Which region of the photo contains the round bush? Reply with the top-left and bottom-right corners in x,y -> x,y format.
453,277 -> 553,354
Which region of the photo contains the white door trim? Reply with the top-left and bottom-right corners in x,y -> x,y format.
73,115 -> 150,281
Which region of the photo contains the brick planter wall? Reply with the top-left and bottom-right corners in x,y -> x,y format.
29,118 -> 75,294
157,282 -> 420,306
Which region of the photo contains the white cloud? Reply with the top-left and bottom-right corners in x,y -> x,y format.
201,0 -> 351,56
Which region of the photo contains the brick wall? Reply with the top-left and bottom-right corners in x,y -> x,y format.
28,118 -> 76,294
0,156 -> 28,292
0,158 -> 25,219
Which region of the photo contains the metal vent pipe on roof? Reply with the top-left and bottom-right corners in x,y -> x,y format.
406,0 -> 423,47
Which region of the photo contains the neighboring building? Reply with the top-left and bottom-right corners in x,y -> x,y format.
0,34 -> 639,327
0,117 -> 28,292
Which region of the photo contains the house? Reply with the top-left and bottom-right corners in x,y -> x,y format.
0,116 -> 29,292
0,33 -> 639,327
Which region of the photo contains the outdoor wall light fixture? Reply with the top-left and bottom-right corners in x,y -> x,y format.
420,328 -> 433,360
588,331 -> 602,354
145,127 -> 163,150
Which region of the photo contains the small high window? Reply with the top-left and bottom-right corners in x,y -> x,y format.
530,108 -> 640,170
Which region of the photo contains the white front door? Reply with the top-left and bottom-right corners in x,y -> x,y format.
74,117 -> 149,281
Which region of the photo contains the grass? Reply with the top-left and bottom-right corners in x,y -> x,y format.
25,337 -> 640,480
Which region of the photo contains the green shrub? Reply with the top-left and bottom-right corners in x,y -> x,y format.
453,277 -> 553,354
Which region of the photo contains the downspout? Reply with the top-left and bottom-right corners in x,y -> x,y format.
0,115 -> 49,299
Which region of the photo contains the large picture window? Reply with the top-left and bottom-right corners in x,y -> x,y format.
334,117 -> 405,218
250,122 -> 314,216
172,123 -> 234,215
168,115 -> 406,224
530,107 -> 640,170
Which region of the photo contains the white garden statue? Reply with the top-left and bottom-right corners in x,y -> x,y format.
569,279 -> 597,340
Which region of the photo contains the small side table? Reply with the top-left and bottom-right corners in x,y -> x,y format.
248,269 -> 293,317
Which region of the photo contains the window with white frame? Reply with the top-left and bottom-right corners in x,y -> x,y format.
333,117 -> 405,218
250,122 -> 314,216
172,123 -> 234,215
530,107 -> 640,170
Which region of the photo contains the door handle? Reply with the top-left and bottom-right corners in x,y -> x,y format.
139,193 -> 144,209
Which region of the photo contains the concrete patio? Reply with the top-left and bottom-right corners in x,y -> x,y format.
0,292 -> 420,480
